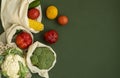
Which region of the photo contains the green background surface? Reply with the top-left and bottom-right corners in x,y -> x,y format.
0,0 -> 120,78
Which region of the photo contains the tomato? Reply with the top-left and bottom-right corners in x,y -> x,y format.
28,8 -> 40,19
15,31 -> 32,49
57,15 -> 68,25
46,5 -> 58,20
44,30 -> 58,44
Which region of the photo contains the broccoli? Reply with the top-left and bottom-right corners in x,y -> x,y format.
31,47 -> 55,69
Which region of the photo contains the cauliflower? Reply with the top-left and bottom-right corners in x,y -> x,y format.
1,55 -> 25,78
0,48 -> 31,78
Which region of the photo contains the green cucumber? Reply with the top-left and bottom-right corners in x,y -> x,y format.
29,0 -> 40,9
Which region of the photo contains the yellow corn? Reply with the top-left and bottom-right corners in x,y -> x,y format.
29,19 -> 44,31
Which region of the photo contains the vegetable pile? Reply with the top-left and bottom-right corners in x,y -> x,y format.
0,0 -> 69,78
44,5 -> 69,44
28,2 -> 69,44
27,0 -> 44,33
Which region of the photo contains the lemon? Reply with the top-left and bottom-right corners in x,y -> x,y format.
46,5 -> 58,19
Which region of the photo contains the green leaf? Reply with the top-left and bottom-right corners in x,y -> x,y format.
29,0 -> 40,9
2,71 -> 9,78
18,61 -> 29,78
5,48 -> 23,57
0,55 -> 4,66
15,30 -> 23,35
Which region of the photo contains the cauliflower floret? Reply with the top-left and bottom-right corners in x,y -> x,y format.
1,54 -> 25,78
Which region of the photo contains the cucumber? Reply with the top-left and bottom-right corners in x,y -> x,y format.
29,0 -> 40,9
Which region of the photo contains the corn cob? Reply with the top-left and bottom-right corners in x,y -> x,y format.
29,19 -> 44,31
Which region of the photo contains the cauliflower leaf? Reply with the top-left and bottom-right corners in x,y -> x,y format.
18,61 -> 29,78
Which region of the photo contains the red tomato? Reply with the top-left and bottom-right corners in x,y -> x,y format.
57,15 -> 68,25
44,30 -> 58,44
28,8 -> 40,19
15,32 -> 32,49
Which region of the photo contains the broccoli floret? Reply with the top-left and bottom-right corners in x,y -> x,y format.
31,55 -> 38,65
33,47 -> 42,56
37,47 -> 55,69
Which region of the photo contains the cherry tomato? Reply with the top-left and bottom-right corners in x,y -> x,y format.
44,30 -> 58,44
15,31 -> 32,49
28,8 -> 40,19
57,15 -> 68,26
